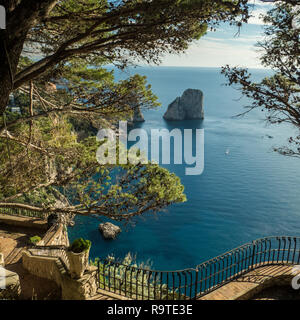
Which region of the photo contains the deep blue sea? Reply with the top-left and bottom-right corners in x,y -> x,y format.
69,66 -> 300,271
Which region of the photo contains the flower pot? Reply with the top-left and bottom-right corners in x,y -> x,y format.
67,248 -> 90,279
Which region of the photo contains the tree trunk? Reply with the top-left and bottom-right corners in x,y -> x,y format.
0,0 -> 59,116
0,33 -> 12,115
0,30 -> 25,115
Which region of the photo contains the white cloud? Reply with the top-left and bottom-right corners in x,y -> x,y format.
204,34 -> 264,44
161,38 -> 264,69
159,1 -> 273,69
248,8 -> 267,25
248,0 -> 275,7
247,0 -> 275,25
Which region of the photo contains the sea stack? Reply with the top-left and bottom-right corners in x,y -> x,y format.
163,89 -> 204,121
132,106 -> 145,122
128,105 -> 145,124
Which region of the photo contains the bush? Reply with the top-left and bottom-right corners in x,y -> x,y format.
29,236 -> 41,245
69,238 -> 91,253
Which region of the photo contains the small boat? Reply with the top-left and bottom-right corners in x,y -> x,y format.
225,148 -> 230,155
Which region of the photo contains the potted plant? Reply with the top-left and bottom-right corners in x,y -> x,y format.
67,238 -> 91,279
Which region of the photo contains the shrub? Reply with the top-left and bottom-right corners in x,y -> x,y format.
69,238 -> 91,253
91,253 -> 183,300
29,236 -> 41,245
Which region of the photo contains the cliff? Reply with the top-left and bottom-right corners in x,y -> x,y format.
163,89 -> 204,121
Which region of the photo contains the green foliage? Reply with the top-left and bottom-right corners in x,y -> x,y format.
29,236 -> 41,245
0,115 -> 79,201
69,238 -> 92,253
0,98 -> 186,220
91,253 -> 184,300
25,0 -> 249,73
0,0 -> 239,220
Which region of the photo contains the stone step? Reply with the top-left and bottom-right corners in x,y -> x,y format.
5,247 -> 24,265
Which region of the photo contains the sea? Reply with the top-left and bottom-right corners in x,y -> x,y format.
68,66 -> 300,271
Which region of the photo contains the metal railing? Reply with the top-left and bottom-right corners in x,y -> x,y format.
96,236 -> 300,300
97,259 -> 198,300
0,206 -> 49,220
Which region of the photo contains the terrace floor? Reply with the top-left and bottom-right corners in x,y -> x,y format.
0,224 -> 44,264
0,223 -> 61,300
199,264 -> 299,300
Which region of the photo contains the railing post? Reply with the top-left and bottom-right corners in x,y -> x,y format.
251,241 -> 256,269
97,260 -> 100,288
194,269 -> 199,300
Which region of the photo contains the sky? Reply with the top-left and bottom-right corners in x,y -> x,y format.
160,0 -> 275,69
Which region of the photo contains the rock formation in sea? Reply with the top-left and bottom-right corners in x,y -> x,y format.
163,89 -> 204,121
99,222 -> 121,240
128,106 -> 145,123
133,107 -> 145,122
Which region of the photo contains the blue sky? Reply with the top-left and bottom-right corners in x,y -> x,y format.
160,0 -> 275,69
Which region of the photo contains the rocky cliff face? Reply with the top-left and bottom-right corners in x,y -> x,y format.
163,89 -> 204,121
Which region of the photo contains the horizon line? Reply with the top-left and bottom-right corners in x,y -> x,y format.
109,64 -> 271,71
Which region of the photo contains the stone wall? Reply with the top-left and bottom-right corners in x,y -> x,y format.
18,220 -> 98,300
22,250 -> 64,286
61,266 -> 98,300
0,214 -> 48,231
22,250 -> 98,300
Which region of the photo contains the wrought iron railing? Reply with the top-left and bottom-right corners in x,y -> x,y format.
97,259 -> 198,300
0,206 -> 49,220
96,236 -> 300,300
